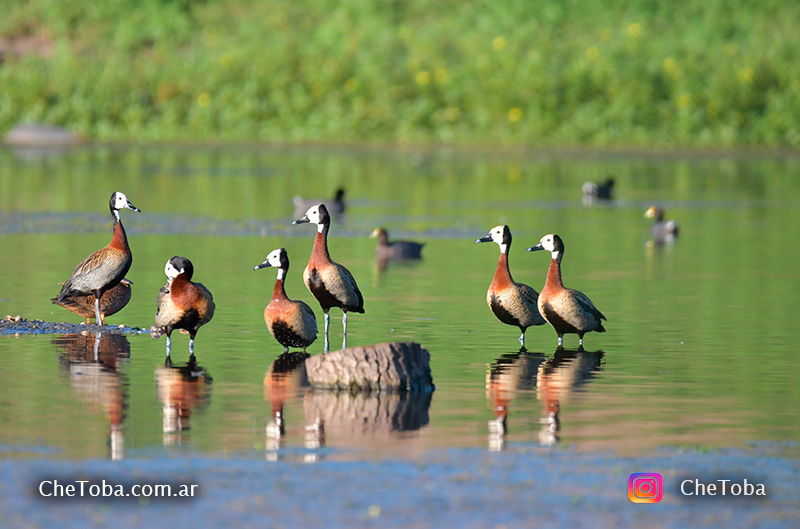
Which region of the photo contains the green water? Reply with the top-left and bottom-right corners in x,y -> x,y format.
1,145 -> 799,460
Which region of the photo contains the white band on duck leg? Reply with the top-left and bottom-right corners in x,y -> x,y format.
342,312 -> 348,349
324,311 -> 330,353
94,298 -> 102,326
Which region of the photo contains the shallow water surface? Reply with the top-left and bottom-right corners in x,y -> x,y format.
1,145 -> 799,464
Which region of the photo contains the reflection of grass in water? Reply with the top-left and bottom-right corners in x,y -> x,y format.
2,0 -> 799,147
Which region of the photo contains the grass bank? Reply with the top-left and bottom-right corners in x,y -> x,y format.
1,0 -> 799,147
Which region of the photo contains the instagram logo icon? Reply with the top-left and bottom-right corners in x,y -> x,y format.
629,473 -> 663,503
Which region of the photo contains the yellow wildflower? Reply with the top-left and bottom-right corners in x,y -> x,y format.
627,23 -> 642,38
586,46 -> 600,62
492,36 -> 507,52
415,71 -> 431,86
220,53 -> 235,67
508,107 -> 523,122
444,107 -> 460,122
435,68 -> 449,84
677,94 -> 691,109
197,92 -> 211,108
663,57 -> 679,78
738,67 -> 755,84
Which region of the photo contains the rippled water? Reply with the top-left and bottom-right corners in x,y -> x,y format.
1,145 -> 799,464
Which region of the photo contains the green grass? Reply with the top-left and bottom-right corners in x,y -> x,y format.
1,0 -> 799,147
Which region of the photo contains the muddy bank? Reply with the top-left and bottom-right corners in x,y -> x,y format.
0,315 -> 147,336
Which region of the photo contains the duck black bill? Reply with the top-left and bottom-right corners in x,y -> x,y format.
292,215 -> 310,225
254,262 -> 272,270
527,243 -> 544,252
475,234 -> 493,244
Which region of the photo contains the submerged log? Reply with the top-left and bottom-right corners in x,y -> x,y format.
305,341 -> 434,392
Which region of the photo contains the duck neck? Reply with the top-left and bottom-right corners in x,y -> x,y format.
545,255 -> 564,289
313,225 -> 331,261
378,231 -> 389,246
494,251 -> 514,284
272,270 -> 288,300
109,218 -> 130,252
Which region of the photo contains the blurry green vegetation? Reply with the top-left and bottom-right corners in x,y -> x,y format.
1,0 -> 799,147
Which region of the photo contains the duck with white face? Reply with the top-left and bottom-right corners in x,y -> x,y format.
153,256 -> 215,357
475,225 -> 545,349
293,204 -> 364,352
527,234 -> 606,347
52,191 -> 141,325
254,248 -> 318,354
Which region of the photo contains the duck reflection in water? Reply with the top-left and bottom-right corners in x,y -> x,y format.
53,333 -> 130,460
537,347 -> 604,446
486,347 -> 604,450
263,352 -> 315,460
486,350 -> 546,451
155,354 -> 212,446
264,353 -> 433,462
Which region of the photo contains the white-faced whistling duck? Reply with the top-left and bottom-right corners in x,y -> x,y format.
476,225 -> 545,348
293,204 -> 364,352
52,278 -> 132,324
581,177 -> 615,205
254,248 -> 318,354
53,192 -> 141,325
293,187 -> 345,218
527,234 -> 606,347
645,205 -> 679,243
154,256 -> 215,357
370,227 -> 424,259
